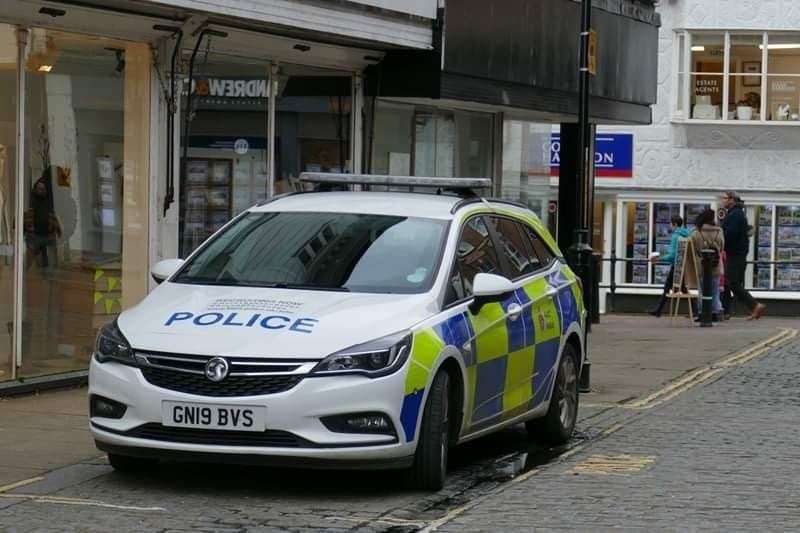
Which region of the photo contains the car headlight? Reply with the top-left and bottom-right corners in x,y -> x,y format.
311,331 -> 412,378
94,320 -> 136,366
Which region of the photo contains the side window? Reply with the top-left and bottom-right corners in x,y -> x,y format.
523,225 -> 556,266
449,216 -> 503,301
488,216 -> 543,279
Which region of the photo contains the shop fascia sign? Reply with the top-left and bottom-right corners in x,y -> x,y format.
548,133 -> 634,178
184,77 -> 268,99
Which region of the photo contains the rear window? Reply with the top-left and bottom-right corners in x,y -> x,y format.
174,212 -> 449,294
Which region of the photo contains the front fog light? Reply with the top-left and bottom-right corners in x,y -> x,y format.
90,395 -> 127,419
321,412 -> 396,436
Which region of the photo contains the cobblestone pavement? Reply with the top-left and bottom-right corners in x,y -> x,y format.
0,334 -> 797,532
434,337 -> 800,532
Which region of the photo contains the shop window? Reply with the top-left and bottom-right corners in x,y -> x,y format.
275,64 -> 351,189
500,119 -> 554,227
677,31 -> 800,122
620,201 -> 710,286
21,30 -> 151,377
178,56 -> 352,257
0,24 -> 16,381
754,205 -> 774,289
775,205 -> 800,289
371,101 -> 493,180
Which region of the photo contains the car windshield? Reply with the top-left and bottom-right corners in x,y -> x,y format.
173,211 -> 449,294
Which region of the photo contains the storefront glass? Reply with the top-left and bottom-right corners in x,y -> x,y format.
371,101 -> 493,179
179,57 -> 352,257
275,63 -> 351,192
179,54 -> 269,256
0,24 -> 16,380
621,200 -> 711,285
500,120 -> 553,227
21,30 -> 150,378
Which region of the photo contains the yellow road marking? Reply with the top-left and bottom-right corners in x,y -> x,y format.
0,493 -> 166,512
566,454 -> 656,475
0,477 -> 45,494
625,328 -> 797,410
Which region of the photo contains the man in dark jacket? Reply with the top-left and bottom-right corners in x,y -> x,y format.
720,191 -> 765,320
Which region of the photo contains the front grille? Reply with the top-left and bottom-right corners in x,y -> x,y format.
141,366 -> 302,397
126,423 -> 310,447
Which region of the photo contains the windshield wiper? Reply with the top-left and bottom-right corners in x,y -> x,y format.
264,283 -> 350,292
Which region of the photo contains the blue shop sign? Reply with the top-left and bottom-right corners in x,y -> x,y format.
549,133 -> 634,178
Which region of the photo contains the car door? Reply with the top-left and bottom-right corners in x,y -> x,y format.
485,216 -> 561,420
445,215 -> 514,432
517,223 -> 564,411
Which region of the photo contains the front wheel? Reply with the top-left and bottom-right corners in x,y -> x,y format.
406,371 -> 450,491
526,343 -> 579,445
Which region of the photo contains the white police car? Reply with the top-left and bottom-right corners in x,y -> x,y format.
89,174 -> 586,490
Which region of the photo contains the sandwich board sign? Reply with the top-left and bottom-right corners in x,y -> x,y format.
673,238 -> 699,291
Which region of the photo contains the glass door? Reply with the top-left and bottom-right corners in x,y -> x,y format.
0,24 -> 17,380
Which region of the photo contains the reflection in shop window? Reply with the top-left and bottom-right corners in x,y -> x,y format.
21,30 -> 150,378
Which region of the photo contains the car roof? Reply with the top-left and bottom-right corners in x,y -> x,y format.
250,191 -> 464,220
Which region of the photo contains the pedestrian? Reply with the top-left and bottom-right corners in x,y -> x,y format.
720,191 -> 766,320
690,209 -> 724,322
648,215 -> 691,317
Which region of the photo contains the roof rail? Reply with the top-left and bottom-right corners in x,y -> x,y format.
450,197 -> 533,214
299,172 -> 492,194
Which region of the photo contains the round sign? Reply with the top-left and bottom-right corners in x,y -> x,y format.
233,138 -> 249,155
548,201 -> 558,214
717,207 -> 727,220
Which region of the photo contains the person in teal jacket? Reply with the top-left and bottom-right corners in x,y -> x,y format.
649,215 -> 691,317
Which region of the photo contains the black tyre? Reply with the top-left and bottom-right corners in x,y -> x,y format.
526,343 -> 579,445
107,453 -> 158,473
406,371 -> 450,491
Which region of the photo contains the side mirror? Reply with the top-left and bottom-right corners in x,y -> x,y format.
151,259 -> 184,284
469,273 -> 514,314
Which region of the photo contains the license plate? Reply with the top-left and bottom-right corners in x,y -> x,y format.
162,401 -> 266,432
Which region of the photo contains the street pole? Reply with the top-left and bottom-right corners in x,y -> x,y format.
574,0 -> 594,392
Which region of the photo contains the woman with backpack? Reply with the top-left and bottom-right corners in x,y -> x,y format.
690,209 -> 725,322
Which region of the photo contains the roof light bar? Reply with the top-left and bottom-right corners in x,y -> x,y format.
299,173 -> 492,190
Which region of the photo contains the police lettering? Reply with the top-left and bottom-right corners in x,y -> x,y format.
164,312 -> 318,333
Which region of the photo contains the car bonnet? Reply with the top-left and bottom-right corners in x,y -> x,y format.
117,282 -> 437,359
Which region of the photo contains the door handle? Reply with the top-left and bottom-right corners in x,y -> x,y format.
507,302 -> 523,321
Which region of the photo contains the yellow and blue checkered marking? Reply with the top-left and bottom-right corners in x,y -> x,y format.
399,265 -> 584,442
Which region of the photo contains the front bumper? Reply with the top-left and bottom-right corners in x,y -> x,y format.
89,357 -> 417,466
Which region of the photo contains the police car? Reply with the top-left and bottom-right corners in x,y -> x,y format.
89,174 -> 586,490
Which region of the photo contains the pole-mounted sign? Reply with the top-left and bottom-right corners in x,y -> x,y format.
588,29 -> 598,76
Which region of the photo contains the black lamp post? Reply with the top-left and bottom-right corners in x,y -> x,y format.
572,0 -> 595,392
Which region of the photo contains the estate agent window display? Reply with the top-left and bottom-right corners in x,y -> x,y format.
676,31 -> 800,122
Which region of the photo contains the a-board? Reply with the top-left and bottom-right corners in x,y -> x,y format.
673,237 -> 699,291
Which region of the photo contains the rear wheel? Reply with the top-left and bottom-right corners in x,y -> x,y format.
526,343 -> 579,445
406,371 -> 450,491
107,453 -> 158,473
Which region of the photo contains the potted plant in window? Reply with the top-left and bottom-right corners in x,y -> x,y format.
736,92 -> 760,120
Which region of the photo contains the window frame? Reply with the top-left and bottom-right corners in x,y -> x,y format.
674,30 -> 800,124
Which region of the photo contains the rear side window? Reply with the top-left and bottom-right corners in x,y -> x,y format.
523,225 -> 556,266
448,216 -> 503,301
487,216 -> 543,279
